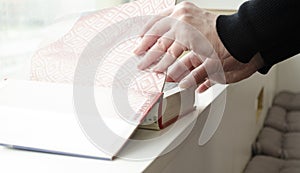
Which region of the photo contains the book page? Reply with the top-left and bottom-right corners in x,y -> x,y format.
0,80 -> 164,159
0,80 -> 143,160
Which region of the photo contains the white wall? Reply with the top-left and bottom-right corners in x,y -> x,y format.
225,68 -> 277,173
276,54 -> 300,93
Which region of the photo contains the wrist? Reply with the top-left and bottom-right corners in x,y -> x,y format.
210,14 -> 231,60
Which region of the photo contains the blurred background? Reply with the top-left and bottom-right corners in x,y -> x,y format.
0,0 -> 130,80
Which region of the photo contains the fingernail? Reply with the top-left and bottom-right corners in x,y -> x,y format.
133,48 -> 140,54
166,76 -> 174,82
138,61 -> 146,70
153,66 -> 163,73
136,50 -> 146,55
134,47 -> 146,55
179,79 -> 190,89
196,87 -> 204,93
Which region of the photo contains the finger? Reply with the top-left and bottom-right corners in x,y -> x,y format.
167,51 -> 201,82
134,34 -> 160,55
189,51 -> 203,68
166,75 -> 175,82
138,34 -> 174,70
179,63 -> 208,89
140,7 -> 173,36
196,79 -> 214,93
134,18 -> 172,55
153,41 -> 187,72
166,62 -> 190,82
199,58 -> 227,85
167,52 -> 194,82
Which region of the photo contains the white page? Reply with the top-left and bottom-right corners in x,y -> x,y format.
0,80 -> 139,160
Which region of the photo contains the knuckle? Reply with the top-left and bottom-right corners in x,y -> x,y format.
176,6 -> 189,15
191,56 -> 202,67
149,27 -> 160,36
191,69 -> 202,82
156,39 -> 168,52
179,14 -> 193,22
175,1 -> 193,15
167,48 -> 178,60
179,1 -> 193,8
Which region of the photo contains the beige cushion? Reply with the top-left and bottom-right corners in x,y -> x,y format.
244,156 -> 300,173
253,127 -> 282,158
287,111 -> 300,132
264,106 -> 300,132
264,106 -> 287,132
253,127 -> 300,159
274,91 -> 300,111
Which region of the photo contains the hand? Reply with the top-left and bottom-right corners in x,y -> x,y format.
134,1 -> 225,70
166,52 -> 264,92
134,1 -> 264,92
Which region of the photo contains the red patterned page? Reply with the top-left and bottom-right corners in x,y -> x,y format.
30,0 -> 175,123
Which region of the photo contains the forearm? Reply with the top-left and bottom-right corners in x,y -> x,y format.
216,0 -> 300,70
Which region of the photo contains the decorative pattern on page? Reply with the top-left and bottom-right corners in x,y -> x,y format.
30,0 -> 175,123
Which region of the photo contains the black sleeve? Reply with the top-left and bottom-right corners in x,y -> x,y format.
216,0 -> 300,73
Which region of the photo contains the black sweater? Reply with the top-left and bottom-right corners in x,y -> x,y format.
216,0 -> 300,73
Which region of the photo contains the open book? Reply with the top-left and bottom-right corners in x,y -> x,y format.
0,0 -> 184,160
